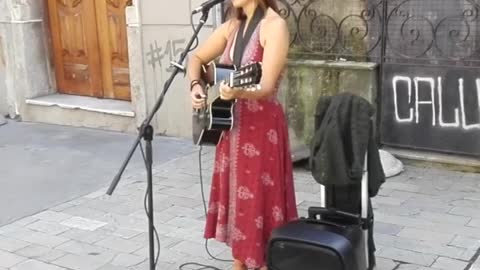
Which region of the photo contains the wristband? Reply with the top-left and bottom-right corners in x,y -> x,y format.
190,80 -> 203,91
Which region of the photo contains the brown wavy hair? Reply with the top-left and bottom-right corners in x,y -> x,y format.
226,0 -> 279,20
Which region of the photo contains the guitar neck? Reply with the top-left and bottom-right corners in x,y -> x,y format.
202,62 -> 262,90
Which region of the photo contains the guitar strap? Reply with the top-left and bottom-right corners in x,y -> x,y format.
232,6 -> 265,68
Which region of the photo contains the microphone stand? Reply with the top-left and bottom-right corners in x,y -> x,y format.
106,9 -> 211,270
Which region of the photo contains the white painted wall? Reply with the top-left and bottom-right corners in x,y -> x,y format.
128,0 -> 219,137
0,0 -> 52,118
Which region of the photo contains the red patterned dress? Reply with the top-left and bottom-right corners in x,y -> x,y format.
203,22 -> 298,269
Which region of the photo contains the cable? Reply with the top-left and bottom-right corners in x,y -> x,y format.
189,13 -> 200,52
198,146 -> 232,263
178,146 -> 233,270
139,142 -> 161,268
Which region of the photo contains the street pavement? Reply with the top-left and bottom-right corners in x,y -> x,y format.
0,120 -> 479,270
0,120 -> 193,226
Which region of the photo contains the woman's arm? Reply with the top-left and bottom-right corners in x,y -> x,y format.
233,16 -> 289,100
188,20 -> 236,108
187,20 -> 235,83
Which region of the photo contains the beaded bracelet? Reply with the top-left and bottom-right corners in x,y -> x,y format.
190,80 -> 203,91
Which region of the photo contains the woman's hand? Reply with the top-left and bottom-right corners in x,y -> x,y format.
191,84 -> 206,109
219,81 -> 238,100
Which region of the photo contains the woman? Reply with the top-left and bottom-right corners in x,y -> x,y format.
187,0 -> 298,269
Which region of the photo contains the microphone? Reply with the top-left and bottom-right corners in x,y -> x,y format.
192,0 -> 225,14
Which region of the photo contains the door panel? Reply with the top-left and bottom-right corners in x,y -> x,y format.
47,0 -> 131,100
96,0 -> 132,100
47,0 -> 103,97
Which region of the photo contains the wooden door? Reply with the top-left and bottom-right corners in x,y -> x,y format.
96,0 -> 132,100
47,0 -> 131,101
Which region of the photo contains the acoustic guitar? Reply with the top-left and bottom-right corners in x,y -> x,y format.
192,62 -> 262,146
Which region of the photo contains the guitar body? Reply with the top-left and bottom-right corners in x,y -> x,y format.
192,62 -> 262,146
192,98 -> 234,146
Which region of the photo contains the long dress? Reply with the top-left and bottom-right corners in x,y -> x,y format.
204,21 -> 298,269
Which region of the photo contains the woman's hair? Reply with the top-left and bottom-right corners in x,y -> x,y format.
227,0 -> 279,20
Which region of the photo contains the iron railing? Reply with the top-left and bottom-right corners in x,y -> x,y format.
223,0 -> 480,65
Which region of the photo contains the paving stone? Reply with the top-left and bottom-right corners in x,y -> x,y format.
395,263 -> 435,270
450,206 -> 480,219
83,199 -> 140,216
57,228 -> 111,244
375,257 -> 398,270
84,190 -> 107,199
431,256 -> 469,270
60,216 -> 108,231
165,216 -> 205,230
95,213 -> 147,232
376,213 -> 480,239
374,222 -> 404,235
10,259 -> 67,270
61,205 -> 107,220
33,211 -> 73,223
157,195 -> 204,208
97,264 -> 129,270
110,253 -> 146,267
16,244 -> 66,263
416,211 -> 472,225
377,247 -> 437,266
0,224 -> 24,235
50,202 -> 76,212
383,182 -> 421,193
94,236 -> 144,253
0,250 -> 27,268
52,254 -> 109,270
5,228 -> 69,248
450,198 -> 480,208
397,228 -> 455,244
55,240 -> 113,258
373,203 -> 422,216
154,247 -> 188,264
402,199 -> 453,214
26,220 -> 71,235
110,227 -> 143,239
131,235 -> 181,256
165,227 -> 207,245
157,205 -> 205,220
468,219 -> 480,228
0,235 -> 30,252
449,235 -> 480,250
375,233 -> 469,261
169,240 -> 225,258
9,216 -> 39,227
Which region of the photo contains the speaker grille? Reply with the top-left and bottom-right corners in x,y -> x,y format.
269,240 -> 343,270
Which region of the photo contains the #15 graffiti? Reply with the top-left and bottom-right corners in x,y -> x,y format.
146,39 -> 187,73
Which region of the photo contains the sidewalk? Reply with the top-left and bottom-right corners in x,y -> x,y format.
0,138 -> 479,270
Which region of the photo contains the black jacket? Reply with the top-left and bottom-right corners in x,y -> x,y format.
309,93 -> 385,197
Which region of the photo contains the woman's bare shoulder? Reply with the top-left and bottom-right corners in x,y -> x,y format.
263,8 -> 288,31
218,18 -> 241,39
260,8 -> 288,44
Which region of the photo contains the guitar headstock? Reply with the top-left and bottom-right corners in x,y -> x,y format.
230,62 -> 262,89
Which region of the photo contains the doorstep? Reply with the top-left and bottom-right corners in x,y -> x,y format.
25,94 -> 135,117
22,94 -> 137,133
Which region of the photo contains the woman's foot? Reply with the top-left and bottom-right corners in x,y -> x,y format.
233,259 -> 247,270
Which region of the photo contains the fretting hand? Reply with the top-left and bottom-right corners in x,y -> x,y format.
219,81 -> 237,100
